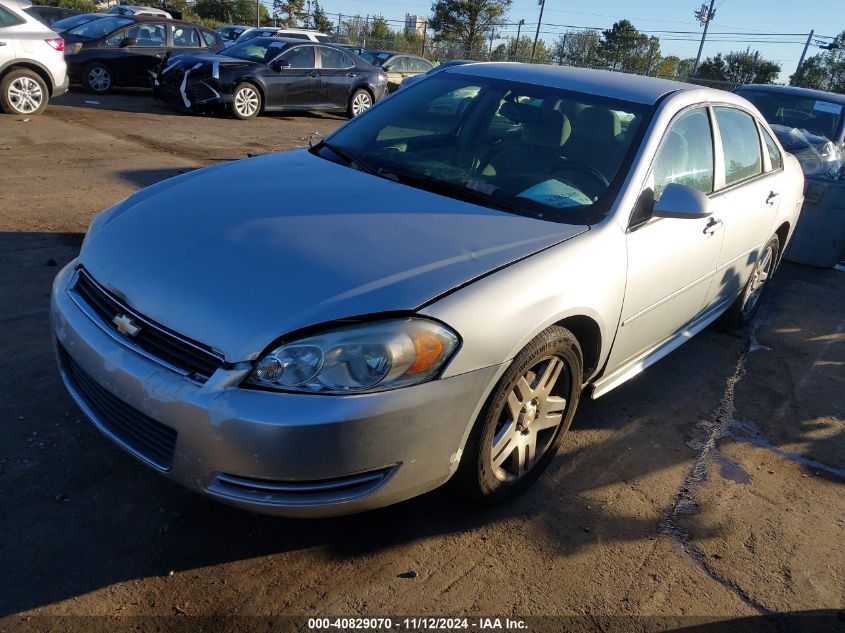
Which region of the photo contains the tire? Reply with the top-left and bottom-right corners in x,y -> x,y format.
721,234 -> 780,329
457,325 -> 583,504
0,69 -> 49,116
347,88 -> 372,118
231,82 -> 261,120
82,62 -> 113,94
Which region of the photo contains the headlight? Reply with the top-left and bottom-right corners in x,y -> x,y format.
246,318 -> 459,394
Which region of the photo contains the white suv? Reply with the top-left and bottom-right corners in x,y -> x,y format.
0,0 -> 68,115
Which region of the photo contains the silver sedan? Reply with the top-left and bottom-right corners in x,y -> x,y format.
51,63 -> 803,516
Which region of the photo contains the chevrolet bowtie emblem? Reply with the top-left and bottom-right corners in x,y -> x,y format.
112,313 -> 141,337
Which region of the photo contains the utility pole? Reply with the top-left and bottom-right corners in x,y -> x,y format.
336,12 -> 342,43
531,0 -> 545,61
488,28 -> 498,59
514,18 -> 524,60
692,0 -> 716,76
255,0 -> 260,27
421,21 -> 427,57
793,30 -> 814,85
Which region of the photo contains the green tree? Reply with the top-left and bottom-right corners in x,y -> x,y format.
697,49 -> 781,84
492,35 -> 550,62
193,0 -> 269,25
311,0 -> 334,34
37,0 -> 97,10
791,32 -> 845,93
551,30 -> 601,67
597,20 -> 658,73
429,0 -> 511,54
370,15 -> 392,41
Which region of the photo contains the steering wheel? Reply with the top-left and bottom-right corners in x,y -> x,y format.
551,160 -> 610,198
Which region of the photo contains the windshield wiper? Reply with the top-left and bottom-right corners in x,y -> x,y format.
312,140 -> 379,176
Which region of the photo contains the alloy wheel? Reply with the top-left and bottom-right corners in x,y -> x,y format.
234,87 -> 259,118
351,91 -> 372,116
8,77 -> 43,114
741,243 -> 775,317
88,67 -> 111,92
490,355 -> 570,482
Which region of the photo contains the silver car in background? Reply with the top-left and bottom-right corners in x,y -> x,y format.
0,0 -> 68,115
51,64 -> 803,517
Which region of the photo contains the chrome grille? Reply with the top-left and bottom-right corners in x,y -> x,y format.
71,268 -> 224,383
59,344 -> 177,471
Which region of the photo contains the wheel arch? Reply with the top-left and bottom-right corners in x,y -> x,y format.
553,314 -> 602,381
0,59 -> 54,93
774,221 -> 790,265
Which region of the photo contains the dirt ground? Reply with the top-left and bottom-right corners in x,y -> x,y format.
1,93 -> 843,632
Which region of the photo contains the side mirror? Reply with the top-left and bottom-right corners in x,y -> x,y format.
652,183 -> 712,219
271,59 -> 291,71
120,37 -> 137,48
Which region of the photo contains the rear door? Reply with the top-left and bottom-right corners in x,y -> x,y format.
266,44 -> 319,108
315,46 -> 355,108
170,24 -> 204,55
383,55 -> 407,92
702,106 -> 778,309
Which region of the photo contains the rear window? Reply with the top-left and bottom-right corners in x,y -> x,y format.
52,13 -> 102,31
68,16 -> 133,40
315,34 -> 331,43
715,107 -> 763,187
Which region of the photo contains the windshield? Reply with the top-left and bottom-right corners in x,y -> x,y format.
51,13 -> 103,31
225,38 -> 286,62
316,74 -> 649,224
738,90 -> 844,141
68,16 -> 133,40
235,29 -> 268,43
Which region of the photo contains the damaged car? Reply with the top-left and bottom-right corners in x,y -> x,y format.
52,65 -> 803,517
154,37 -> 388,119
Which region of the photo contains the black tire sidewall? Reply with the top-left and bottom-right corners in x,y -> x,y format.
232,83 -> 260,120
0,69 -> 49,116
458,325 -> 583,504
83,62 -> 113,94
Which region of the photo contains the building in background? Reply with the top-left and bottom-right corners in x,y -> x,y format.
404,14 -> 425,37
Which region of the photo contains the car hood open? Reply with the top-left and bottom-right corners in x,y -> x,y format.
80,150 -> 587,361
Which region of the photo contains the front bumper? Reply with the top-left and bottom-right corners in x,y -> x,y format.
51,261 -> 499,517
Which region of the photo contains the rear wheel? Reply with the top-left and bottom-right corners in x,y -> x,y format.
722,234 -> 779,328
232,82 -> 261,120
347,88 -> 372,118
0,69 -> 48,116
82,62 -> 113,94
457,326 -> 582,504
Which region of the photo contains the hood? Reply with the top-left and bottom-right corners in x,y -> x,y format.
80,151 -> 587,361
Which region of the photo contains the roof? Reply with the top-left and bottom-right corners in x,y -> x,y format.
734,83 -> 845,105
446,63 -> 702,105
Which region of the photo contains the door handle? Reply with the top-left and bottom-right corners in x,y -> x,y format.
766,191 -> 779,205
346,72 -> 356,77
308,71 -> 319,78
0,42 -> 6,46
703,217 -> 723,236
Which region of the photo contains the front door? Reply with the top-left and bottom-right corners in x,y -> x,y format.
267,44 -> 319,108
704,106 -> 778,309
0,26 -> 14,69
607,107 -> 725,371
383,56 -> 407,92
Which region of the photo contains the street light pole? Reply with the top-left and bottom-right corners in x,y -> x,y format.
691,0 -> 716,76
531,0 -> 545,61
792,30 -> 815,85
514,18 -> 524,60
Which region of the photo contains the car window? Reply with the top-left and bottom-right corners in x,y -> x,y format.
104,27 -> 126,46
760,126 -> 783,171
200,29 -> 218,47
315,35 -> 331,43
127,23 -> 167,47
737,90 -> 843,141
69,16 -> 133,40
388,57 -> 408,72
715,107 -> 763,187
0,6 -> 23,26
52,13 -> 101,31
226,38 -> 287,62
280,45 -> 315,69
407,58 -> 433,73
319,46 -> 351,69
652,108 -> 714,200
280,32 -> 309,39
171,25 -> 200,47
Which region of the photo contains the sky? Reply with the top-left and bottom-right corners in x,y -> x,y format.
295,0 -> 843,81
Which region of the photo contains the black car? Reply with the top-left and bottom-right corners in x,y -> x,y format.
63,15 -> 225,93
154,37 -> 389,120
50,13 -> 108,34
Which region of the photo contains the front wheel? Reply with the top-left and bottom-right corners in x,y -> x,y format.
0,69 -> 48,115
347,88 -> 372,118
457,325 -> 582,504
721,234 -> 779,328
231,83 -> 261,120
